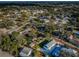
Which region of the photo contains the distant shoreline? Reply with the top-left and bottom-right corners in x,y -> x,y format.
0,1 -> 79,6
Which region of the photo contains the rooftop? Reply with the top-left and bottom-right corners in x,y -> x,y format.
19,47 -> 33,57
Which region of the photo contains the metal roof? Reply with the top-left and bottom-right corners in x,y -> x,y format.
44,41 -> 57,50
42,41 -> 64,57
19,47 -> 33,57
51,45 -> 63,57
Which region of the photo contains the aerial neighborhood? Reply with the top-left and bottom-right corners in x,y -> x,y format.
0,1 -> 79,57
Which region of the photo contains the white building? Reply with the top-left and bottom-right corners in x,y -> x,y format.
44,40 -> 57,50
19,47 -> 33,57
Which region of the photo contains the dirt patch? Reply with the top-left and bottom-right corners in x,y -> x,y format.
0,49 -> 13,57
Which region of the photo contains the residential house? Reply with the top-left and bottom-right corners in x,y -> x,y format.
19,47 -> 33,57
60,48 -> 78,57
39,16 -> 50,23
41,41 -> 64,57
